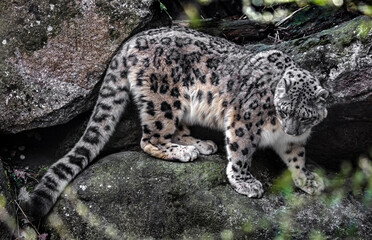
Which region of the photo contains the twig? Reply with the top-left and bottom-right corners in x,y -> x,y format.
238,14 -> 246,20
14,188 -> 21,238
275,5 -> 310,27
14,200 -> 41,236
26,174 -> 39,184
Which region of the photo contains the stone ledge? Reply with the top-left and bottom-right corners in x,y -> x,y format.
44,151 -> 372,240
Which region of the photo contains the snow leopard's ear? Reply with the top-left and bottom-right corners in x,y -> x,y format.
315,88 -> 329,103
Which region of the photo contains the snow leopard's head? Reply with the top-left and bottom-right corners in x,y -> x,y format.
274,67 -> 328,136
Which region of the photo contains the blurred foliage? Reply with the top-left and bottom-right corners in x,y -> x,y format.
271,148 -> 372,238
164,0 -> 371,24
357,19 -> 372,40
242,0 -> 372,23
220,229 -> 234,240
198,0 -> 214,4
309,230 -> 327,240
271,170 -> 294,198
184,4 -> 203,27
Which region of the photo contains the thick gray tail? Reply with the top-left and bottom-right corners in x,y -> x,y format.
19,55 -> 131,220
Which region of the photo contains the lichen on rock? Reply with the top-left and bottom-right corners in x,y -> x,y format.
0,0 -> 155,134
43,151 -> 372,240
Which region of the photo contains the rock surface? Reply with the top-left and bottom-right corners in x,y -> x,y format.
2,15 -> 369,174
76,16 -> 372,168
40,17 -> 372,238
245,16 -> 372,167
103,16 -> 372,168
282,16 -> 372,166
1,4 -> 371,239
44,151 -> 372,240
0,0 -> 155,134
0,160 -> 16,239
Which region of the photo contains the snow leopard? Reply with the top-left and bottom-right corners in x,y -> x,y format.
19,25 -> 328,220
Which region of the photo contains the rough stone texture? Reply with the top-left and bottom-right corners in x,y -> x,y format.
0,160 -> 17,239
276,5 -> 360,42
34,16 -> 372,169
54,102 -> 142,159
283,16 -> 372,167
44,151 -> 372,240
246,16 -> 372,103
246,16 -> 372,167
102,16 -> 372,168
1,8 -> 371,240
0,0 -> 155,134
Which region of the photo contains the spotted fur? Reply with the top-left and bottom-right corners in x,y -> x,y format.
19,26 -> 328,220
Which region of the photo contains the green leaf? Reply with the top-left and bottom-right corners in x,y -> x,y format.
159,1 -> 167,11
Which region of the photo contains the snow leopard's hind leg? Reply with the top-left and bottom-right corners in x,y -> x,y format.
139,99 -> 200,162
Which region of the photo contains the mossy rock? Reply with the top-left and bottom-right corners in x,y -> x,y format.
43,151 -> 372,239
0,0 -> 155,134
244,16 -> 372,167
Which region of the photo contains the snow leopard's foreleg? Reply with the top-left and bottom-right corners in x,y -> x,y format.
274,142 -> 325,194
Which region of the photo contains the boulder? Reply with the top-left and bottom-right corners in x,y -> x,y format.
0,0 -> 155,134
1,5 -> 371,239
3,15 -> 369,172
245,16 -> 372,167
43,151 -> 372,239
81,16 -> 372,168
41,16 -> 372,238
106,16 -> 372,167
282,16 -> 372,166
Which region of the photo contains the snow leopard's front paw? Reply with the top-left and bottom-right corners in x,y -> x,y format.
229,177 -> 264,198
195,140 -> 218,155
293,170 -> 324,195
177,145 -> 200,162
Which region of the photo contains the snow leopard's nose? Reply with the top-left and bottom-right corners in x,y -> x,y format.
283,119 -> 301,136
284,128 -> 299,136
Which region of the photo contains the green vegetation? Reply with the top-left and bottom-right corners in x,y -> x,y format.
268,150 -> 372,239
242,0 -> 372,23
159,1 -> 173,20
161,0 -> 371,25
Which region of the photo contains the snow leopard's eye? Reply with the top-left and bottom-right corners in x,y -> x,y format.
310,116 -> 318,122
300,116 -> 317,123
278,110 -> 287,118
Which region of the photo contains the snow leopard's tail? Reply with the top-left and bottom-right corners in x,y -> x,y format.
19,49 -> 132,220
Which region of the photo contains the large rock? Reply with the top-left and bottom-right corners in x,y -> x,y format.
95,16 -> 372,167
0,160 -> 16,239
1,9 -> 371,239
5,15 -> 368,169
43,151 -> 372,239
0,0 -> 155,134
106,16 -> 372,166
246,16 -> 372,167
282,16 -> 372,166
